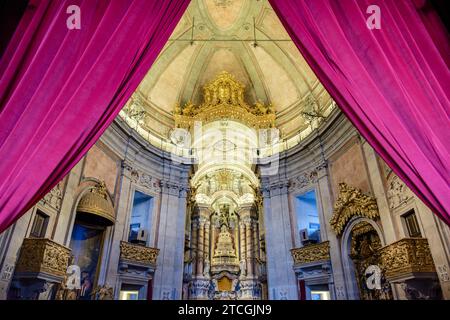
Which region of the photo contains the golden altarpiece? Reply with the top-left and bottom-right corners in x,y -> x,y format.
179,72 -> 272,300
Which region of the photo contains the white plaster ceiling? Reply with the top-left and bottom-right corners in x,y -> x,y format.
123,0 -> 334,146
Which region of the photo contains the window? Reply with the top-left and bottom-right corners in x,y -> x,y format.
128,191 -> 153,244
119,284 -> 142,300
403,210 -> 421,238
310,290 -> 330,300
307,284 -> 330,300
30,210 -> 49,238
119,290 -> 139,300
296,190 -> 320,243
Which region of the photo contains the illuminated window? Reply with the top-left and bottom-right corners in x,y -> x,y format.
119,290 -> 140,300
120,284 -> 142,300
310,290 -> 330,300
296,190 -> 320,244
128,191 -> 153,244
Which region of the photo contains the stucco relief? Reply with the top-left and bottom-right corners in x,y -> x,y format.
39,181 -> 64,211
386,174 -> 413,210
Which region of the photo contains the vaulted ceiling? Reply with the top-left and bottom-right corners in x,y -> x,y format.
121,0 -> 334,149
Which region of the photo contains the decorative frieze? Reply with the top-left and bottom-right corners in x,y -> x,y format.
119,241 -> 159,266
122,163 -> 161,194
289,169 -> 318,192
15,238 -> 71,277
291,241 -> 330,266
380,238 -> 436,280
330,183 -> 379,235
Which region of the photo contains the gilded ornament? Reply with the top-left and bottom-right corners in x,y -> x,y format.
380,238 -> 436,279
77,181 -> 115,225
291,241 -> 330,265
174,71 -> 276,129
15,238 -> 71,277
330,183 -> 379,235
119,241 -> 159,265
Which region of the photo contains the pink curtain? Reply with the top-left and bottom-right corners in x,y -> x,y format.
0,0 -> 190,232
270,0 -> 450,224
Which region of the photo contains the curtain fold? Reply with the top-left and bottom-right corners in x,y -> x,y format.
269,0 -> 450,224
0,0 -> 190,232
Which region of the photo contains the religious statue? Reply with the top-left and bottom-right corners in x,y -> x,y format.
218,204 -> 229,227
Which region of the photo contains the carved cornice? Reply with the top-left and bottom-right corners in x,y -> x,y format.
291,241 -> 330,266
262,180 -> 289,197
330,183 -> 379,235
380,238 -> 436,280
160,181 -> 189,197
15,238 -> 71,277
120,241 -> 159,266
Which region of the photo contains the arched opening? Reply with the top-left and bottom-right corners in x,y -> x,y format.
341,218 -> 392,300
68,181 -> 115,300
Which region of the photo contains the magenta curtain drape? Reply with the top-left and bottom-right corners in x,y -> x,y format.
270,0 -> 450,224
0,0 -> 190,232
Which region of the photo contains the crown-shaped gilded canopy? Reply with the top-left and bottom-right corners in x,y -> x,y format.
174,71 -> 275,129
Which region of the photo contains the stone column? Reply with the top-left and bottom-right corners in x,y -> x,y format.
415,200 -> 450,299
0,209 -> 34,299
152,182 -> 188,300
262,181 -> 298,300
253,220 -> 260,262
316,164 -> 348,299
204,221 -> 210,272
52,160 -> 83,245
239,221 -> 246,276
361,140 -> 397,244
104,162 -> 133,291
245,220 -> 254,277
191,217 -> 198,276
196,218 -> 205,276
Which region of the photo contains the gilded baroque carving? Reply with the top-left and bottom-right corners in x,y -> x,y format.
330,183 -> 379,235
120,241 -> 159,265
386,174 -> 413,210
380,238 -> 436,279
174,72 -> 275,129
291,241 -> 330,265
92,285 -> 114,300
77,181 -> 115,225
15,238 -> 71,277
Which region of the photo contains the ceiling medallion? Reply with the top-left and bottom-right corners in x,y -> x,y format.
174,71 -> 276,129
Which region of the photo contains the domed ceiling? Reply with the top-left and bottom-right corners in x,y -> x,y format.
120,0 -> 335,152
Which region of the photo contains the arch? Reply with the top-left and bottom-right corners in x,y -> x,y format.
340,216 -> 385,300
